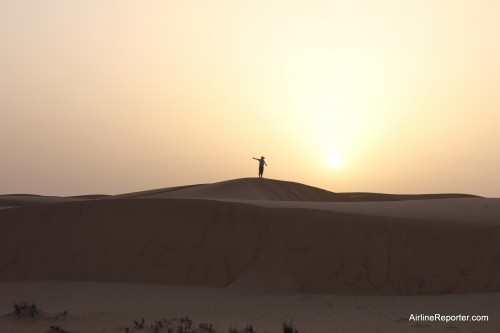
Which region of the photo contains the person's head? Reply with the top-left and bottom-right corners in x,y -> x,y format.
261,156 -> 265,159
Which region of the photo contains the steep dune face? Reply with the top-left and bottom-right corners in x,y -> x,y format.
112,178 -> 479,202
0,198 -> 498,295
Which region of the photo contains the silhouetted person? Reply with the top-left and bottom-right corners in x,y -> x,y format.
253,156 -> 267,178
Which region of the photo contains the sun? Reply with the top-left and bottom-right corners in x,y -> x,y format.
327,156 -> 342,169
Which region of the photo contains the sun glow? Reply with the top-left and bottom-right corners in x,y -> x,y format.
328,156 -> 342,169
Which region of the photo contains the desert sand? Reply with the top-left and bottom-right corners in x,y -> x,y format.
0,178 -> 498,332
1,281 -> 498,333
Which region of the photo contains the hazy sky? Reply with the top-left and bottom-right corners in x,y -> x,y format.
1,0 -> 499,196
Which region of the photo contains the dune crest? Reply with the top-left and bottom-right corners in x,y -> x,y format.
112,178 -> 479,202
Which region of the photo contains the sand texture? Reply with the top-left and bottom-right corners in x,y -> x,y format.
0,282 -> 498,333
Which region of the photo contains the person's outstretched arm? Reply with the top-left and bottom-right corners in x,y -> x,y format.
252,157 -> 258,160
265,161 -> 268,166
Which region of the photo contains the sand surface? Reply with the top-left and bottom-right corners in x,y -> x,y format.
0,281 -> 498,333
1,178 -> 498,332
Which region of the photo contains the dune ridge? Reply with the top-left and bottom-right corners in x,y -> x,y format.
1,196 -> 499,295
1,178 -> 479,207
112,178 -> 479,202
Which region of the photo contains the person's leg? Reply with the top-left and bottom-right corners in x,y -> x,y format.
259,166 -> 263,178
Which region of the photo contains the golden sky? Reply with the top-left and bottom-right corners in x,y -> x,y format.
1,1 -> 499,196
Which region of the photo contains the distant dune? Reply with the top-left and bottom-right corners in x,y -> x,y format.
0,194 -> 89,208
68,194 -> 110,199
0,178 -> 498,296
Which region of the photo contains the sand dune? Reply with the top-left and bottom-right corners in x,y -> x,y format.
1,195 -> 499,295
1,178 -> 499,332
111,184 -> 204,199
113,178 -> 479,202
68,194 -> 110,199
113,178 -> 341,201
0,194 -> 91,208
1,178 -> 478,206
